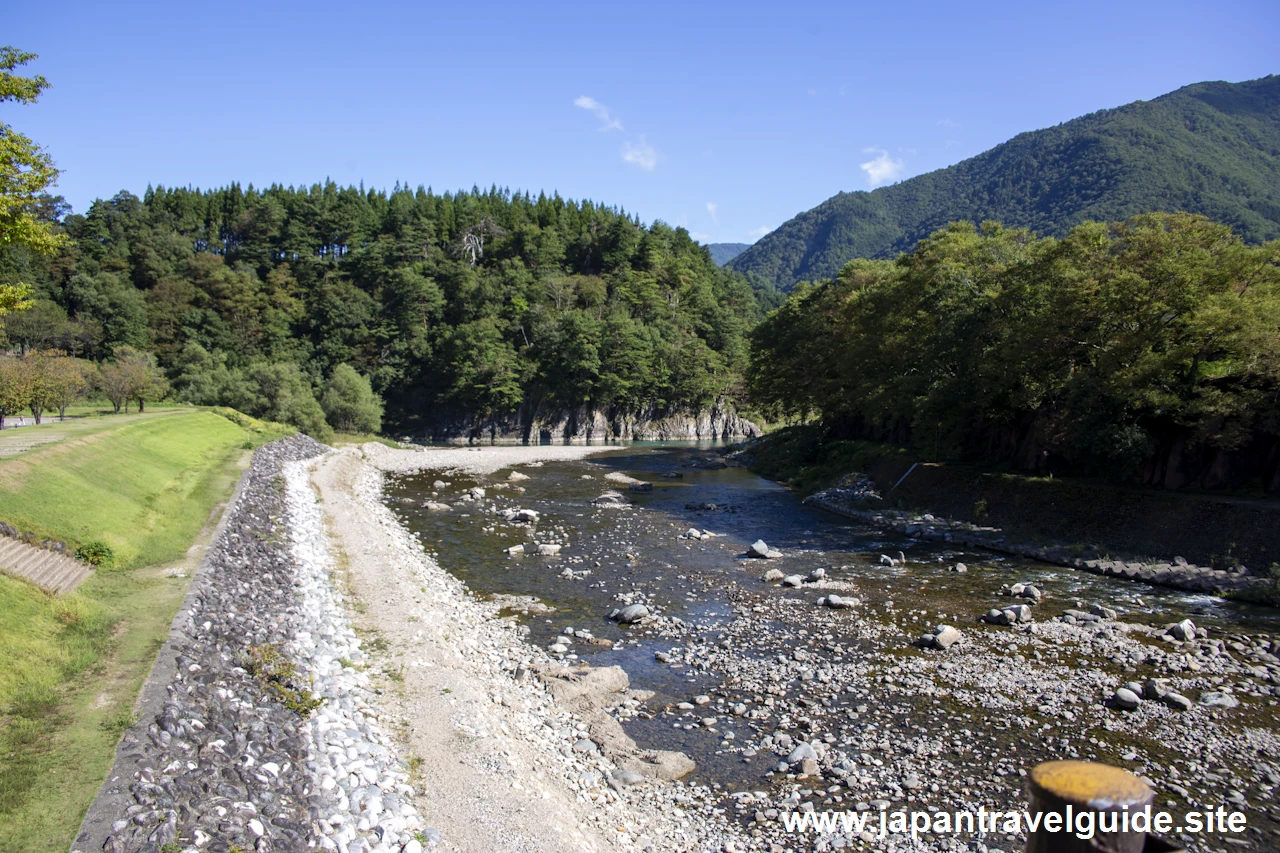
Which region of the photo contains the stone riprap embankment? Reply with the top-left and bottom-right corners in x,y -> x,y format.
75,435 -> 429,853
282,460 -> 427,852
804,478 -> 1273,602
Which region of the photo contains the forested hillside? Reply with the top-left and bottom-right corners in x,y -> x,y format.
707,243 -> 750,266
0,184 -> 764,437
748,213 -> 1280,493
731,75 -> 1280,290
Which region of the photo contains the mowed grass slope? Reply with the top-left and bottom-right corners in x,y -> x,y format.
0,409 -> 248,567
0,409 -> 288,853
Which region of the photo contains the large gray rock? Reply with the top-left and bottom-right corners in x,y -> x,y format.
823,594 -> 859,609
747,539 -> 782,559
1142,678 -> 1169,700
1168,619 -> 1198,641
762,568 -> 785,583
591,491 -> 629,506
1090,604 -> 1118,620
786,742 -> 818,764
622,750 -> 696,781
503,508 -> 539,523
1113,688 -> 1142,710
610,604 -> 650,624
628,481 -> 653,493
983,608 -> 1013,625
1199,691 -> 1240,709
1161,692 -> 1193,711
924,625 -> 963,650
610,769 -> 646,787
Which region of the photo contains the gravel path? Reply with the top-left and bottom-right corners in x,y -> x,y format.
360,442 -> 622,477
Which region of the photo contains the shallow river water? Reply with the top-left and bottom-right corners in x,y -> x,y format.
385,444 -> 1280,850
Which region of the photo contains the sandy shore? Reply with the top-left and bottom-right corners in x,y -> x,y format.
307,445 -> 738,853
360,442 -> 626,477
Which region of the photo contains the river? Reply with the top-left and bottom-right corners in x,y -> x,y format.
384,443 -> 1280,850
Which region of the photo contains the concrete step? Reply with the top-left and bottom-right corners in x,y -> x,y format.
29,552 -> 69,586
0,535 -> 93,595
0,537 -> 29,563
45,562 -> 89,595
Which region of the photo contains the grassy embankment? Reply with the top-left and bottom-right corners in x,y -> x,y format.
0,407 -> 292,853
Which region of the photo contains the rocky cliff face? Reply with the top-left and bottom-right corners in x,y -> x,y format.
426,397 -> 761,444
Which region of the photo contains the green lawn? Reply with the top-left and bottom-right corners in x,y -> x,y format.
0,408 -> 289,853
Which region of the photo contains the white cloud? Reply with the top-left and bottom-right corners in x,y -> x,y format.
748,225 -> 773,241
706,202 -> 719,224
622,136 -> 657,171
860,148 -> 905,187
691,231 -> 713,243
574,95 -> 623,131
936,118 -> 959,128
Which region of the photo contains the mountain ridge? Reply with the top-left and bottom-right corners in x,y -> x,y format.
729,75 -> 1280,290
706,242 -> 751,266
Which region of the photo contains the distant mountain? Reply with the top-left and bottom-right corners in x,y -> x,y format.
707,242 -> 751,266
730,75 -> 1280,290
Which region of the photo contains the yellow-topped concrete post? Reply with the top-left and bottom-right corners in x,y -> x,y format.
1025,761 -> 1182,853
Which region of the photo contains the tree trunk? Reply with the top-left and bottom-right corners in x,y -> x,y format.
31,408 -> 42,425
58,405 -> 66,420
138,399 -> 145,413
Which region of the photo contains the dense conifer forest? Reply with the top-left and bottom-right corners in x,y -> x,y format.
0,183 -> 766,436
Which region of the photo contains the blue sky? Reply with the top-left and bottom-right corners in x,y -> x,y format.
8,0 -> 1278,244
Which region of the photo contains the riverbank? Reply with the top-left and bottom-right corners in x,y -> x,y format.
75,437 -> 745,853
803,480 -> 1275,604
734,427 -> 1279,605
73,437 -> 1280,853
310,444 -> 743,852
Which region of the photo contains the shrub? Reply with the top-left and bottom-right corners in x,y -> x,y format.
74,540 -> 114,567
241,644 -> 323,717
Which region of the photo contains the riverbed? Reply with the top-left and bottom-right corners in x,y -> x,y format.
384,444 -> 1280,852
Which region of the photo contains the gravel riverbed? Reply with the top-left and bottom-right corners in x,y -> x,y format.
381,446 -> 1280,853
